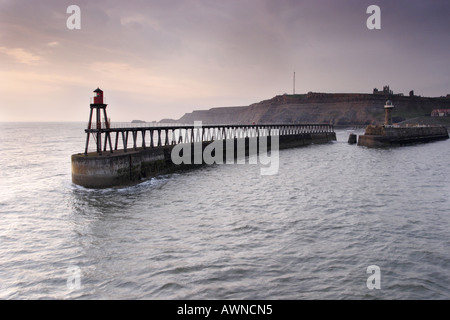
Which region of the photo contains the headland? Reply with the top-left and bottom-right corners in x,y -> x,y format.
162,86 -> 450,127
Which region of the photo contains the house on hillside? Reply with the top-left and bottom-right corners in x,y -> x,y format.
431,109 -> 450,117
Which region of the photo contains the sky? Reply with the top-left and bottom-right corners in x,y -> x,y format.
1,0 -> 450,122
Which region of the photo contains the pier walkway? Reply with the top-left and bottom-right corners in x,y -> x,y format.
84,122 -> 335,155
73,88 -> 336,188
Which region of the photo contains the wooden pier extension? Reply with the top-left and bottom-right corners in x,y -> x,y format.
72,122 -> 336,188
71,89 -> 336,188
83,122 -> 336,155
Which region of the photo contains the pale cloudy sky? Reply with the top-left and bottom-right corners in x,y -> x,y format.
1,0 -> 449,122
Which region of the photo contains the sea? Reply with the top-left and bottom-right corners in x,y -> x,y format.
0,122 -> 449,300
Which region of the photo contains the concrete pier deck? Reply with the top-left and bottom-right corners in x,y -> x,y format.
357,125 -> 449,147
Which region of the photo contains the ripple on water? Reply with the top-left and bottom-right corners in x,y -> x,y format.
0,125 -> 450,299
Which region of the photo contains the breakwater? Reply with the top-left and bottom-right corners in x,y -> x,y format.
71,123 -> 336,188
357,125 -> 449,147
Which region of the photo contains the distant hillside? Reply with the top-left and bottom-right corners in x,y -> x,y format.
164,92 -> 450,126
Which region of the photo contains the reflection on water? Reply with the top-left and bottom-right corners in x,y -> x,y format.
0,124 -> 449,299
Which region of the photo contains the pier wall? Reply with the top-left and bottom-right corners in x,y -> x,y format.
358,125 -> 449,147
72,132 -> 336,188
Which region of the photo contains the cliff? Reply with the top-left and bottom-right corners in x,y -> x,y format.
167,92 -> 450,126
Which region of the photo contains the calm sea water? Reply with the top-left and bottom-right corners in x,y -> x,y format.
0,122 -> 449,300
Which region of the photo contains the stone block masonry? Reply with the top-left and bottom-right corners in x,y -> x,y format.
357,125 -> 449,147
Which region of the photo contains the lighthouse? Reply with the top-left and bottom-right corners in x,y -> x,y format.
384,100 -> 394,126
84,88 -> 112,155
93,87 -> 104,104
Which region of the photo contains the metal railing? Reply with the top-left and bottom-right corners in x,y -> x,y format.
83,122 -> 335,154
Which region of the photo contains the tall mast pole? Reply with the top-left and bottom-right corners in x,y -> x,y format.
293,71 -> 296,95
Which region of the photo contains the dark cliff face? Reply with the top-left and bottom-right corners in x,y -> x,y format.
172,93 -> 450,125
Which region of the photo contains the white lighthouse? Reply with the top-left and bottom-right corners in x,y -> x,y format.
384,100 -> 394,126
